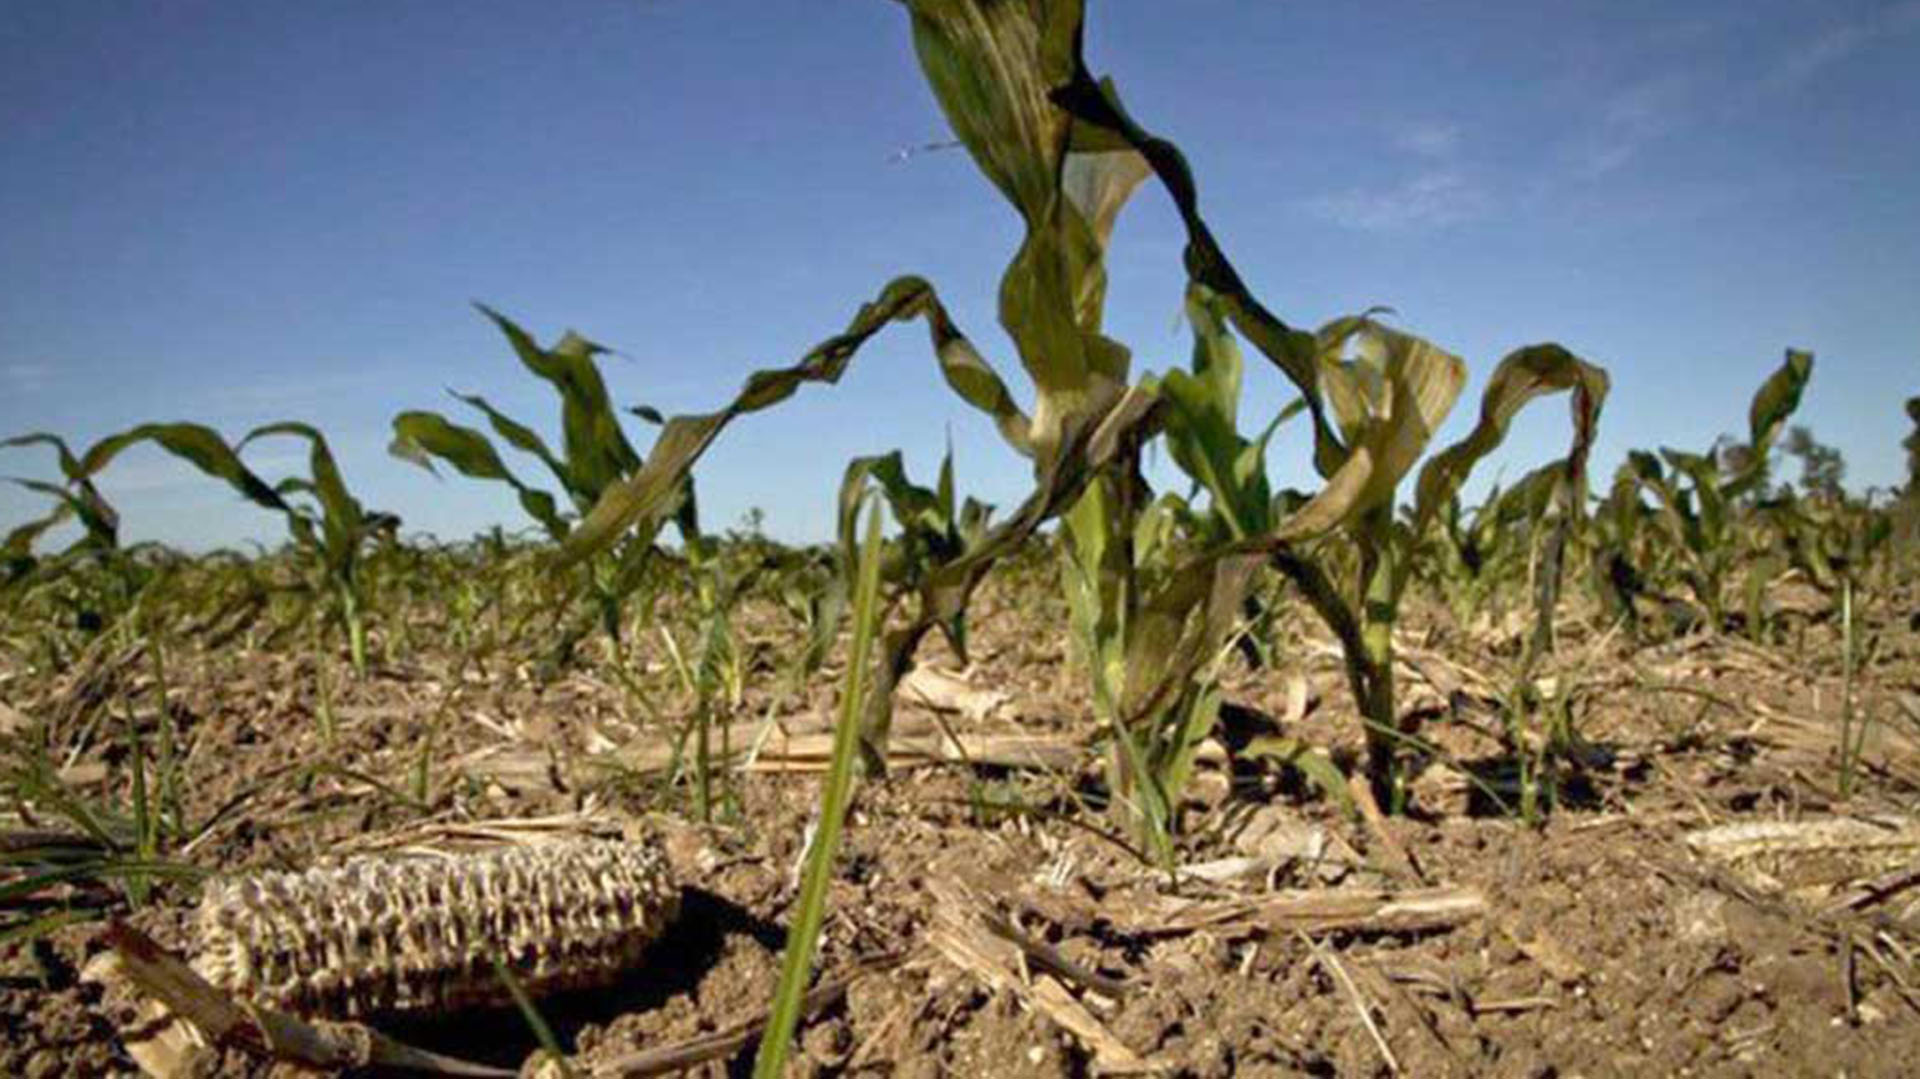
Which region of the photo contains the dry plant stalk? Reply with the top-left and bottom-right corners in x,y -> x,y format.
1149,885 -> 1487,938
927,877 -> 1161,1075
1684,817 -> 1920,862
193,839 -> 678,1018
91,922 -> 514,1078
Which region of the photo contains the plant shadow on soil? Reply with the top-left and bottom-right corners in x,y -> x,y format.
379,886 -> 786,1068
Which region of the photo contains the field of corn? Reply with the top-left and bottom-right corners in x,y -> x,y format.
5,3 -> 1920,1077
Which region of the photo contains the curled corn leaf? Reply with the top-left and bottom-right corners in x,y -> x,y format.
559,276 -> 1030,567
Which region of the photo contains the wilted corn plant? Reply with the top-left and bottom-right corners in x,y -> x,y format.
7,422 -> 393,675
673,0 -> 1594,843
1602,349 -> 1812,635
3,434 -> 122,567
542,0 -> 1609,843
850,0 -> 1613,842
1420,471 -> 1563,635
1,433 -> 172,641
1158,289 -> 1609,811
388,306 -> 699,663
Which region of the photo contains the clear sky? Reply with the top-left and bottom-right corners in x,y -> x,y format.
3,1 -> 1916,550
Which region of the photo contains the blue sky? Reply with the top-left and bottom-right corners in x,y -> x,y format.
3,0 -> 1916,549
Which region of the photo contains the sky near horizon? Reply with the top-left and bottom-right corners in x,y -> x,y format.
3,0 -> 1917,550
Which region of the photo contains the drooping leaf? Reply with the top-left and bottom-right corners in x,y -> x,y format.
9,478 -> 115,550
559,276 -> 1030,566
1413,344 -> 1610,532
79,423 -> 287,514
475,305 -> 643,503
1050,57 -> 1346,478
905,0 -> 1144,455
838,452 -> 947,564
1723,349 -> 1813,500
239,422 -> 371,572
389,410 -> 567,539
5,433 -> 123,546
1233,319 -> 1466,548
2,433 -> 86,481
448,391 -> 575,501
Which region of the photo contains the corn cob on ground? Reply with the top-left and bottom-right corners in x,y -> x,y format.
192,839 -> 679,1018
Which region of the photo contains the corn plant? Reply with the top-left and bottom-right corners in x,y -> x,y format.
1421,471 -> 1561,634
834,446 -> 1009,760
1160,295 -> 1608,809
546,0 -> 1607,834
1891,396 -> 1920,555
6,423 -> 392,674
769,545 -> 848,694
2,433 -> 150,634
1767,493 -> 1891,608
1,664 -> 209,942
73,422 -> 393,674
3,434 -> 121,562
1607,350 -> 1812,634
655,534 -> 766,822
389,306 -> 698,660
753,499 -> 886,1079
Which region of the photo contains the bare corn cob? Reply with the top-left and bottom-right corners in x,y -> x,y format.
192,839 -> 679,1018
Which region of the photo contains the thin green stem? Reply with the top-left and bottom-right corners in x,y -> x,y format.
753,499 -> 886,1079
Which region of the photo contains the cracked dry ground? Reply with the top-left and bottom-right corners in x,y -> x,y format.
5,581 -> 1919,1077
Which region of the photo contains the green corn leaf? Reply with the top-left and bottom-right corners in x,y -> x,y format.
1723,349 -> 1813,500
1744,552 -> 1787,637
240,422 -> 367,569
1628,450 -> 1698,556
752,499 -> 887,1079
906,0 -> 1077,218
839,452 -> 946,557
1131,492 -> 1195,565
390,410 -> 515,480
389,410 -> 568,539
1236,320 -> 1465,547
1603,461 -> 1644,550
79,423 -> 287,514
2,432 -> 86,481
1662,449 -> 1726,549
905,0 -> 1144,455
559,276 -> 1030,566
1111,544 -> 1261,736
1157,369 -> 1252,534
1050,51 -> 1346,478
273,476 -> 317,499
1489,461 -> 1567,526
4,433 -> 122,548
8,478 -> 116,550
1342,322 -> 1468,525
1239,401 -> 1305,490
1156,285 -> 1264,537
2,499 -> 74,564
1313,312 -> 1398,446
449,391 -> 576,501
1413,344 -> 1611,533
475,305 -> 643,502
1747,349 -> 1814,459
